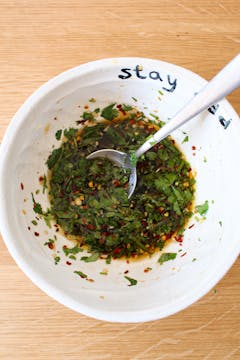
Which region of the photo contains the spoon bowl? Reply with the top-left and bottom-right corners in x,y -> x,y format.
87,149 -> 137,198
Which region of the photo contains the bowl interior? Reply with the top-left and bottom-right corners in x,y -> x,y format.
1,58 -> 240,322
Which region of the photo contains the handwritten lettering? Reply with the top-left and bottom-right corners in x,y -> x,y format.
118,65 -> 177,93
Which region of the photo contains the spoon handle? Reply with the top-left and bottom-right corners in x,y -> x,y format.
135,54 -> 240,159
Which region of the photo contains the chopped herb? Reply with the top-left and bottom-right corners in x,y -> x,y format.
31,220 -> 38,226
122,104 -> 133,111
89,97 -> 96,103
219,221 -> 223,227
124,275 -> 138,286
69,255 -> 77,260
31,193 -> 43,215
82,111 -> 95,121
55,129 -> 62,141
63,245 -> 83,256
182,135 -> 189,143
46,148 -> 62,169
63,128 -> 78,141
158,90 -> 164,96
81,252 -> 100,263
192,258 -> 197,262
54,256 -> 60,265
196,200 -> 209,216
158,252 -> 177,265
101,103 -> 118,121
149,113 -> 159,120
132,97 -> 138,102
42,174 -> 47,194
94,108 -> 100,113
46,104 -> 195,259
203,156 -> 207,163
74,270 -> 87,278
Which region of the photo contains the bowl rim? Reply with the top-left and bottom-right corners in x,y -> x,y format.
0,57 -> 239,323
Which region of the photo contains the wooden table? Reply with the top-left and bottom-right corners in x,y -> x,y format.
0,1 -> 239,359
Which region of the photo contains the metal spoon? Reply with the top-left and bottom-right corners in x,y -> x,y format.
87,54 -> 240,198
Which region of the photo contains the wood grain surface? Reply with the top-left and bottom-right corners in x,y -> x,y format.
0,1 -> 240,359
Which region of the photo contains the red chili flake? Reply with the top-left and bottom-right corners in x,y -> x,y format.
20,182 -> 24,190
129,119 -> 136,125
116,104 -> 126,115
84,105 -> 89,109
188,224 -> 195,229
113,247 -> 121,255
34,232 -> 39,237
141,220 -> 147,227
192,153 -> 196,156
112,179 -> 120,187
55,228 -> 59,232
63,245 -> 67,249
66,261 -> 72,266
38,176 -> 44,182
54,116 -> 57,120
192,146 -> 196,150
27,226 -> 31,231
82,205 -> 88,210
126,260 -> 129,264
124,270 -> 129,274
86,224 -> 95,230
180,252 -> 187,257
144,267 -> 152,273
48,242 -> 55,250
175,234 -> 184,243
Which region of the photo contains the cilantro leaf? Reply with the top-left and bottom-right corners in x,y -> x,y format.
63,245 -> 83,256
63,128 -> 78,140
124,276 -> 138,286
81,252 -> 100,262
31,193 -> 43,215
46,148 -> 62,169
182,135 -> 189,143
74,270 -> 87,278
196,200 -> 209,216
101,103 -> 118,121
55,129 -> 62,141
158,252 -> 177,265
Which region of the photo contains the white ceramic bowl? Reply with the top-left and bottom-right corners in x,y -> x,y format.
0,58 -> 240,323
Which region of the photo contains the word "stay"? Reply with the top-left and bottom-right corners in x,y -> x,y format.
118,65 -> 177,93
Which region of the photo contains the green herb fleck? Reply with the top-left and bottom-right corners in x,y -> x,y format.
219,221 -> 223,227
132,97 -> 138,102
158,90 -> 164,96
124,275 -> 138,286
158,252 -> 177,265
31,193 -> 43,215
101,103 -> 118,121
81,252 -> 99,263
82,111 -> 95,121
31,220 -> 38,226
69,255 -> 77,260
196,200 -> 209,216
182,135 -> 189,143
192,258 -> 197,262
42,174 -> 47,194
55,129 -> 62,141
149,113 -> 159,120
89,97 -> 96,103
122,104 -> 133,111
63,245 -> 83,256
54,256 -> 60,265
74,270 -> 87,278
